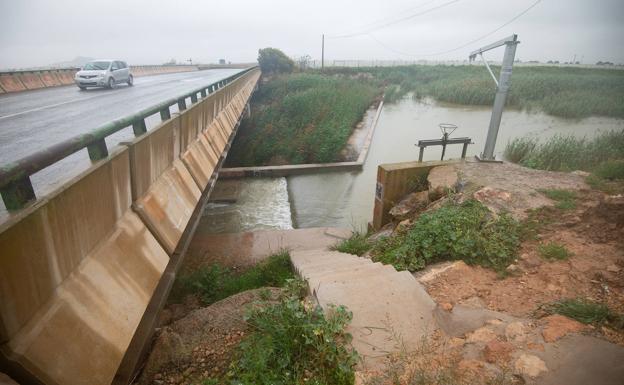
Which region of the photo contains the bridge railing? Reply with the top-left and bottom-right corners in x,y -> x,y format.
0,67 -> 261,385
0,67 -> 256,211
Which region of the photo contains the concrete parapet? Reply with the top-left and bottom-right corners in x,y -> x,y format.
0,74 -> 26,92
17,72 -> 45,90
0,68 -> 261,384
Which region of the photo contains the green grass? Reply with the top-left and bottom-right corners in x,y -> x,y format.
538,188 -> 578,210
170,250 -> 294,306
371,200 -> 520,273
504,129 -> 624,172
228,279 -> 358,385
546,298 -> 624,329
317,65 -> 624,119
331,232 -> 372,256
227,73 -> 380,166
538,242 -> 572,260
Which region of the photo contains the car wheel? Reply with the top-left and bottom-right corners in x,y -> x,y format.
78,86 -> 86,91
127,75 -> 133,86
107,77 -> 116,89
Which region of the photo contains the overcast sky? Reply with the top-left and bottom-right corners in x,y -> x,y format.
1,0 -> 623,69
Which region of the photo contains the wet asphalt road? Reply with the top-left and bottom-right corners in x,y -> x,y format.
0,68 -> 243,164
0,68 -> 244,216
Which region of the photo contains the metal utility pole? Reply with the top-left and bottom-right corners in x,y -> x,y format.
469,34 -> 519,161
321,34 -> 325,70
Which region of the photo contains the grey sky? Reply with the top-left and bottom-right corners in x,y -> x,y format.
1,0 -> 623,69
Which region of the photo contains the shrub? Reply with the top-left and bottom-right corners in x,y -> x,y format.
171,250 -> 293,305
257,47 -> 294,74
229,279 -> 358,385
538,242 -> 572,260
372,200 -> 520,273
546,298 -> 623,329
504,129 -> 624,172
331,232 -> 372,256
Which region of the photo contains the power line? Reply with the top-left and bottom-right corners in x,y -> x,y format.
327,0 -> 464,39
365,0 -> 543,57
328,0 -> 440,37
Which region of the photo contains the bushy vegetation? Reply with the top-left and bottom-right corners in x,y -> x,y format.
586,159 -> 624,194
257,47 -> 294,74
546,298 -> 624,330
228,279 -> 358,385
331,231 -> 372,256
318,65 -> 624,119
504,129 -> 624,172
228,73 -> 380,166
170,250 -> 293,305
371,200 -> 520,273
538,241 -> 572,260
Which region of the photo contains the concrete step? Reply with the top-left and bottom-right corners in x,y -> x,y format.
307,263 -> 396,291
290,249 -> 436,370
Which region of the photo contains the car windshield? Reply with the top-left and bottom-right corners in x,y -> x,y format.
83,61 -> 110,70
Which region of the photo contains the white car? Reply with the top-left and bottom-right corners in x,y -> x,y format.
74,60 -> 133,90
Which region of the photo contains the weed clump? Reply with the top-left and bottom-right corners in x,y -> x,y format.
171,250 -> 293,305
545,298 -> 624,329
229,279 -> 358,385
538,242 -> 572,260
372,200 -> 520,273
331,231 -> 372,256
539,188 -> 578,210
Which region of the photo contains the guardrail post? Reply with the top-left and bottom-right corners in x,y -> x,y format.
1,177 -> 36,210
200,89 -> 207,98
177,98 -> 187,111
160,107 -> 171,121
190,93 -> 198,104
418,146 -> 424,162
132,119 -> 147,136
87,139 -> 109,161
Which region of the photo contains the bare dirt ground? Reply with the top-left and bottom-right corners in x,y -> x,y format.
422,188 -> 624,346
134,288 -> 282,385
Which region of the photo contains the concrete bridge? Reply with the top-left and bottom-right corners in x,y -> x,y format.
0,67 -> 261,384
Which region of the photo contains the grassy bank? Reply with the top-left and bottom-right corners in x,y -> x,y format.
170,250 -> 294,306
227,73 -> 380,166
318,65 -> 624,119
504,129 -> 624,193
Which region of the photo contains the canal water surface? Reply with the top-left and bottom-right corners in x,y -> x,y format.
199,97 -> 624,233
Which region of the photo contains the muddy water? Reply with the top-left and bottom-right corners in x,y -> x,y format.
197,178 -> 293,234
201,98 -> 624,233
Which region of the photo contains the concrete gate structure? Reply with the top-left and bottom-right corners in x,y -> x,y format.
0,68 -> 261,385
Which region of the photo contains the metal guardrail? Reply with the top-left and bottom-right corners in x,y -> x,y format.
0,66 -> 257,211
0,64 -> 198,75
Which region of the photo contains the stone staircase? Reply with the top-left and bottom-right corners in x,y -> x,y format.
291,249 -> 436,368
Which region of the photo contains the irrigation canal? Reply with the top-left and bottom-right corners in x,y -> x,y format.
198,97 -> 624,233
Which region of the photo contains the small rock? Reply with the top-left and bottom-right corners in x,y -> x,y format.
505,322 -> 528,342
572,170 -> 590,177
428,165 -> 459,200
542,314 -> 588,342
440,302 -> 453,311
395,219 -> 412,232
368,228 -> 392,243
514,354 -> 548,378
467,327 -> 497,344
506,264 -> 522,275
483,340 -> 514,363
526,342 -> 545,352
606,264 -> 621,273
449,337 -> 466,348
486,319 -> 504,326
389,190 -> 430,220
458,359 -> 485,375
